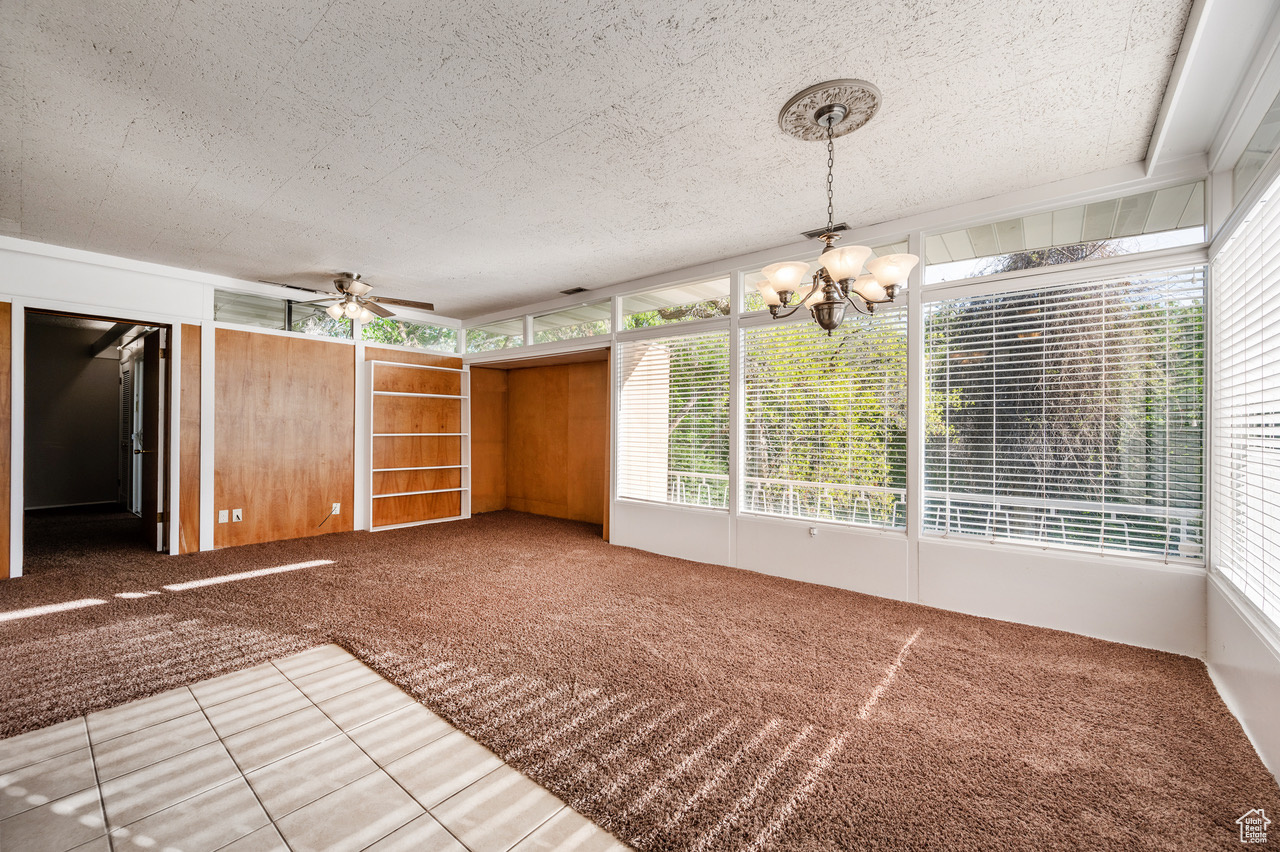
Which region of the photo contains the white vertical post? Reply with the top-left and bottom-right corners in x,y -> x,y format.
728,270 -> 743,568
199,321 -> 215,551
9,301 -> 23,577
354,338 -> 369,531
906,231 -> 926,602
168,327 -> 181,555
462,365 -> 472,519
523,314 -> 534,346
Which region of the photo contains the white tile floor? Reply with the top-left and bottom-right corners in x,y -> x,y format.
0,645 -> 629,852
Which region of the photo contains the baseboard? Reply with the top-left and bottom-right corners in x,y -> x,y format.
24,500 -> 120,511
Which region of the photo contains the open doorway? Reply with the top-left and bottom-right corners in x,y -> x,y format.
23,310 -> 172,572
469,347 -> 610,540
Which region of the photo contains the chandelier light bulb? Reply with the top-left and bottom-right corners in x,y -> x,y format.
325,303 -> 345,320
756,283 -> 782,306
357,307 -> 376,324
866,253 -> 918,287
819,245 -> 872,283
761,261 -> 811,293
343,300 -> 362,319
852,274 -> 887,303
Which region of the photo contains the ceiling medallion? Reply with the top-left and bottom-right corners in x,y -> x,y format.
756,80 -> 918,334
777,79 -> 881,142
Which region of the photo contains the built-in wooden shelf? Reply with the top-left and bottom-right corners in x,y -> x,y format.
368,358 -> 470,530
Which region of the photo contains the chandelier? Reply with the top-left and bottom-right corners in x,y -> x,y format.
755,80 -> 919,334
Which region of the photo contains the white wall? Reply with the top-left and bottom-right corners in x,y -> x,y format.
737,516 -> 910,601
918,539 -> 1206,657
1207,574 -> 1280,780
609,500 -> 732,567
24,323 -> 121,509
611,498 -> 1208,657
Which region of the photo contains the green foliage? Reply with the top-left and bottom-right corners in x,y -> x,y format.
466,327 -> 523,352
361,317 -> 457,351
534,319 -> 609,343
743,316 -> 907,526
624,298 -> 731,330
290,305 -> 351,339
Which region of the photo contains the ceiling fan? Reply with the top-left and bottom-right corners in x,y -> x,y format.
288,273 -> 435,322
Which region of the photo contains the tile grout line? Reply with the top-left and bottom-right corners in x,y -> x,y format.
296,653 -> 586,852
82,714 -> 115,852
189,681 -> 299,852
502,802 -> 569,852
301,677 -> 475,852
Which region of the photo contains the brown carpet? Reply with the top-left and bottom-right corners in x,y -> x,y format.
2,510 -> 1276,850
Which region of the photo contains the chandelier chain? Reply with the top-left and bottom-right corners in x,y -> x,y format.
826,125 -> 835,233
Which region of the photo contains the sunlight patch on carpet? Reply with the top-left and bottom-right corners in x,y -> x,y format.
0,598 -> 107,623
161,559 -> 335,591
857,627 -> 922,720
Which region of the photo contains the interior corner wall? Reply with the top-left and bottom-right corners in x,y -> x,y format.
24,322 -> 120,509
213,328 -> 354,547
470,367 -> 508,513
1207,576 -> 1280,780
505,362 -> 608,525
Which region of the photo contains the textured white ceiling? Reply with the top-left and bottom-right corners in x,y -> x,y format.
2,0 -> 1191,318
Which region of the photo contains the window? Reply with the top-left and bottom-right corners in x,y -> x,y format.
360,317 -> 458,352
290,302 -> 352,339
617,330 -> 730,509
621,277 -> 730,329
743,309 -> 907,528
213,291 -> 352,338
213,291 -> 286,329
532,301 -> 610,342
925,182 -> 1206,284
1213,175 -> 1280,625
465,319 -> 524,352
1234,89 -> 1280,205
923,267 -> 1205,558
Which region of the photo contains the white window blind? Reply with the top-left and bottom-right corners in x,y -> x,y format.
1212,175 -> 1280,626
742,310 -> 907,528
924,268 -> 1205,558
617,330 -> 730,509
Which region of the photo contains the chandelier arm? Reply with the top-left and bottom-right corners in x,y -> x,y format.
842,292 -> 874,316
769,303 -> 811,321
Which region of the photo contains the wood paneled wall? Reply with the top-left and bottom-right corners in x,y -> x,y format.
179,324 -> 200,554
470,368 -> 508,513
214,329 -> 355,547
0,303 -> 9,578
476,361 -> 608,527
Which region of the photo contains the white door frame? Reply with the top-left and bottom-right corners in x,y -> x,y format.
10,300 -> 187,577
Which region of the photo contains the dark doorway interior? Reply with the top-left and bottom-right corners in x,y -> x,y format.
23,310 -> 169,572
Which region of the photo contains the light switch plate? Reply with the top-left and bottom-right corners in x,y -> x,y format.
232,509 -> 243,522
218,509 -> 228,524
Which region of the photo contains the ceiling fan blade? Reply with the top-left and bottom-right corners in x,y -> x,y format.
370,296 -> 436,312
364,300 -> 395,318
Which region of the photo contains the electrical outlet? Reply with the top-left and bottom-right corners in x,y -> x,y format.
331,502 -> 341,515
809,526 -> 818,537
218,509 -> 229,524
232,508 -> 243,523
